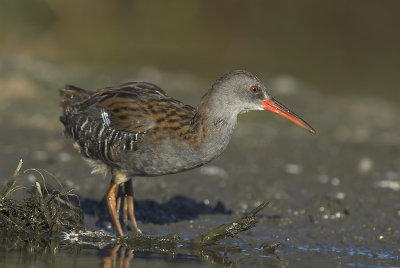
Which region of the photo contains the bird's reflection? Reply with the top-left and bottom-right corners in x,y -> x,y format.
103,245 -> 133,268
101,242 -> 280,267
101,244 -> 233,267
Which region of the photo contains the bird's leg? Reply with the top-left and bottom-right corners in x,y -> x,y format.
105,182 -> 124,236
124,179 -> 142,233
116,182 -> 129,229
122,189 -> 129,228
116,184 -> 123,215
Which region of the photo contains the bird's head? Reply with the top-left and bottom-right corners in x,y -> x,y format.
212,70 -> 315,134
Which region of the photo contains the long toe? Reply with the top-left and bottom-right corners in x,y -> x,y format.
132,226 -> 142,234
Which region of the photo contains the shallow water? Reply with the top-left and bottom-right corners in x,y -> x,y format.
1,237 -> 399,267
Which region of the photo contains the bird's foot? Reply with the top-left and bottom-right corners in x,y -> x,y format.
132,226 -> 143,234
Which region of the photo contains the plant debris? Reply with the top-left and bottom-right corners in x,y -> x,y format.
260,241 -> 282,254
68,201 -> 270,249
188,202 -> 269,246
1,160 -> 279,264
0,160 -> 84,246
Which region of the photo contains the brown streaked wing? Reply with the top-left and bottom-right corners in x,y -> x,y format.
95,83 -> 196,134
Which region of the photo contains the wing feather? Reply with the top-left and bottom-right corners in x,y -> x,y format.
94,82 -> 195,134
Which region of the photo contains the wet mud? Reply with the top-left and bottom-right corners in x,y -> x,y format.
0,67 -> 399,267
0,164 -> 276,267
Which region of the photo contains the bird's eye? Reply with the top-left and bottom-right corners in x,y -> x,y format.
250,86 -> 259,94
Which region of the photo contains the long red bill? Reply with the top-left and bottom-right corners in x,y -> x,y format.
262,99 -> 316,134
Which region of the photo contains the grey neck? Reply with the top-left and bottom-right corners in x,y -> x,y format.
193,89 -> 240,163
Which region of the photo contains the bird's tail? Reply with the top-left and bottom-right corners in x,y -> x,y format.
60,85 -> 91,124
60,84 -> 91,106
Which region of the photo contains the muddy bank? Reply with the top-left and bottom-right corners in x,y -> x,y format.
0,67 -> 399,266
0,164 -> 279,267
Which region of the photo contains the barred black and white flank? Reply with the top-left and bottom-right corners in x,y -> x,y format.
60,84 -> 146,175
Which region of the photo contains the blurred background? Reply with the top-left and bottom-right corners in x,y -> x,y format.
0,1 -> 400,264
2,0 -> 400,179
1,0 -> 400,97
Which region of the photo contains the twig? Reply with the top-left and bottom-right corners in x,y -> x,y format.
0,159 -> 23,199
188,202 -> 269,246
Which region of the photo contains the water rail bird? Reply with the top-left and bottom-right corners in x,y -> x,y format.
60,70 -> 315,236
